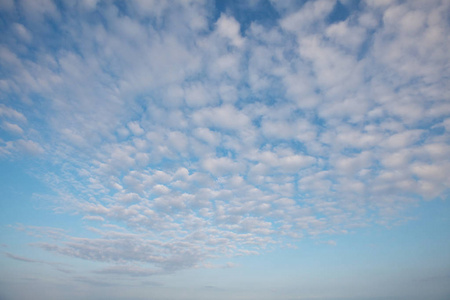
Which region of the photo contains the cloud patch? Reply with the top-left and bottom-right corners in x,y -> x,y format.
1,0 -> 449,279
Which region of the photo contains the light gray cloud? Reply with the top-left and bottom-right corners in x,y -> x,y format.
2,0 -> 449,278
94,265 -> 160,277
4,252 -> 38,263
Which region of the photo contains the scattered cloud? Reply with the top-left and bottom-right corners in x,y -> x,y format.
1,0 -> 449,282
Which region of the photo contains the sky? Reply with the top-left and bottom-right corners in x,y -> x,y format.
0,0 -> 449,299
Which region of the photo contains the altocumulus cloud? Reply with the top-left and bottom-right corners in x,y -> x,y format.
0,0 -> 449,279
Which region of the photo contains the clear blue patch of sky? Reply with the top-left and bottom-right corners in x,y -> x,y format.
220,199 -> 450,300
327,1 -> 351,24
214,0 -> 281,33
0,160 -> 94,237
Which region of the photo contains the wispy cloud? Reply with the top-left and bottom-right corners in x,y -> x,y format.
3,251 -> 74,275
4,252 -> 38,263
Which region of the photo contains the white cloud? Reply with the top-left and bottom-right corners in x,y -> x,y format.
184,82 -> 215,107
261,119 -> 317,143
12,23 -> 32,43
0,104 -> 27,122
1,0 -> 449,279
325,20 -> 366,52
411,162 -> 449,182
299,171 -> 333,195
5,139 -> 44,156
248,149 -> 316,174
334,151 -> 372,175
215,14 -> 244,48
202,157 -> 245,177
192,105 -> 251,131
115,192 -> 142,203
383,130 -> 424,149
152,184 -> 171,195
60,128 -> 86,147
380,149 -> 412,169
358,12 -> 379,29
2,122 -> 24,135
167,131 -> 188,154
280,0 -> 335,32
219,84 -> 238,103
0,0 -> 14,11
19,0 -> 59,24
128,121 -> 145,136
194,127 -> 221,146
82,216 -> 105,222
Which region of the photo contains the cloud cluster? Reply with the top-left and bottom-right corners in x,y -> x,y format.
1,0 -> 449,277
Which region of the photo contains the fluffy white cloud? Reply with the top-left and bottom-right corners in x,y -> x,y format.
128,121 -> 145,136
1,0 -> 449,280
202,157 -> 245,177
193,105 -> 251,131
216,14 -> 245,48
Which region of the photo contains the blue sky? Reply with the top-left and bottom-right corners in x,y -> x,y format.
1,0 -> 450,299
